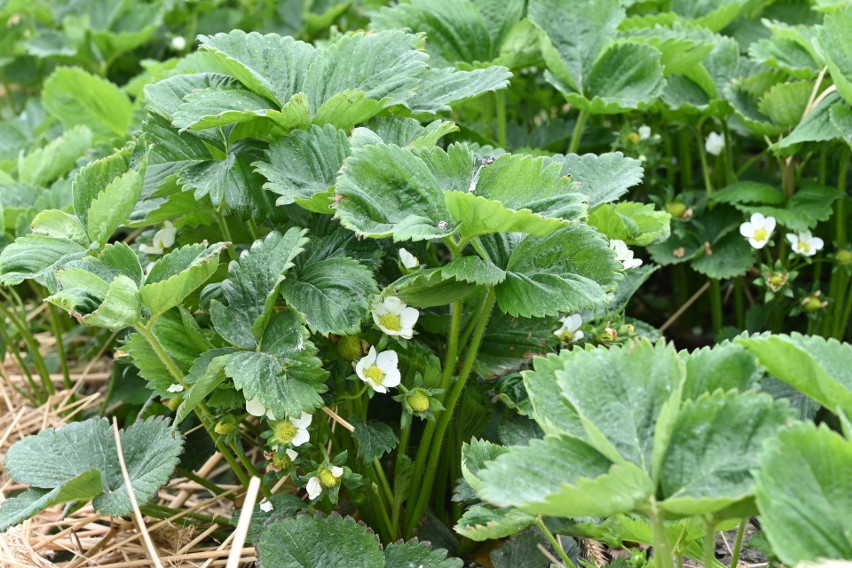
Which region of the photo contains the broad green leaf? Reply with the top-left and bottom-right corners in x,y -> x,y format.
303,31 -> 428,112
738,333 -> 852,418
384,539 -> 463,568
87,168 -> 143,245
197,30 -> 316,105
73,146 -> 134,228
819,9 -> 852,107
3,417 -> 183,517
144,73 -> 239,124
212,228 -> 308,347
588,202 -> 671,246
690,232 -> 755,280
659,390 -> 791,517
0,470 -> 102,533
488,227 -> 620,318
42,68 -> 133,142
281,257 -> 377,335
831,103 -> 852,149
405,66 -> 512,114
710,181 -> 785,207
17,125 -> 92,186
442,256 -> 506,286
0,235 -> 86,286
358,117 -> 458,149
476,312 -> 559,380
546,152 -> 644,207
454,505 -> 535,541
681,342 -> 761,400
755,423 -> 852,564
734,182 -> 843,232
388,268 -> 477,308
172,87 -> 277,130
349,417 -> 399,463
749,37 -> 819,79
255,124 -> 349,209
557,43 -> 666,114
334,144 -> 454,241
257,514 -> 384,568
30,210 -> 88,246
549,340 -> 684,472
529,0 -> 624,93
313,89 -> 385,130
175,348 -> 234,423
477,435 -> 653,518
621,26 -> 714,76
48,273 -> 140,331
141,242 -> 226,316
757,81 -> 812,130
225,308 -> 327,419
671,0 -> 745,32
778,92 -> 844,149
461,438 -> 509,492
141,114 -> 212,196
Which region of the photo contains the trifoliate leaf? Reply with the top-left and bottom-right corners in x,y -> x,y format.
349,417 -> 399,463
3,417 -> 183,518
659,390 -> 791,517
140,242 -> 227,316
257,514 -> 384,568
755,423 -> 852,564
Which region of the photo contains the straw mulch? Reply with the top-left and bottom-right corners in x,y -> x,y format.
0,336 -> 257,567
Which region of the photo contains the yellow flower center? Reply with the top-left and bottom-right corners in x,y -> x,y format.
273,421 -> 298,444
364,366 -> 385,386
798,242 -> 810,253
753,228 -> 768,242
318,467 -> 339,488
378,313 -> 402,332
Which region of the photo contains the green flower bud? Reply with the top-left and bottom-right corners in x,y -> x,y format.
214,421 -> 235,436
665,202 -> 687,218
838,249 -> 852,266
406,389 -> 430,413
336,335 -> 363,361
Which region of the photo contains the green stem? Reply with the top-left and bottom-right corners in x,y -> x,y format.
650,502 -> 675,568
338,383 -> 369,400
0,300 -> 54,397
215,208 -> 237,261
704,521 -> 716,568
373,458 -> 394,507
710,279 -> 723,336
230,440 -> 272,499
568,110 -> 588,154
721,121 -> 736,185
535,516 -> 576,568
729,519 -> 747,568
695,128 -> 714,199
734,278 -> 745,329
836,148 -> 849,249
495,91 -> 507,148
735,148 -> 769,178
404,289 -> 497,536
440,300 -> 463,390
390,422 -> 411,534
834,275 -> 852,339
175,467 -> 227,496
680,129 -> 694,190
46,304 -> 72,390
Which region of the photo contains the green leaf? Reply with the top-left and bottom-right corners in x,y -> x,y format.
172,87 -> 277,130
212,228 -> 308,347
710,181 -> 785,207
461,438 -> 509,492
140,242 -> 226,316
454,505 -> 535,541
755,423 -> 852,564
388,268 -> 477,308
73,146 -> 134,228
350,417 -> 399,463
405,66 -> 512,114
778,92 -> 844,149
313,89 -> 385,130
588,202 -> 670,246
384,539 -> 463,568
175,349 -> 234,423
42,68 -> 133,142
734,182 -> 843,233
0,235 -> 86,286
681,342 -> 761,401
476,313 -> 559,380
546,152 -> 644,207
225,309 -> 327,419
48,273 -> 141,331
757,81 -> 812,130
3,417 -> 183,517
281,257 -> 377,335
488,227 -> 620,318
738,333 -> 852,418
477,435 -> 653,518
831,103 -> 852,149
659,390 -> 791,517
257,514 -> 384,568
691,232 -> 754,280
0,470 -> 102,533
17,125 -> 92,187
334,144 -> 454,241
197,30 -> 315,105
87,168 -> 143,245
255,124 -> 349,210
819,8 -> 852,107
442,256 -> 506,286
30,210 -> 89,246
529,0 -> 624,93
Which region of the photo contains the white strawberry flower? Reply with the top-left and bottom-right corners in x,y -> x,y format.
167,383 -> 184,393
705,132 -> 725,156
306,465 -> 344,500
638,125 -> 651,140
271,412 -> 313,448
140,221 -> 176,255
554,314 -> 584,343
355,346 -> 401,394
786,231 -> 824,257
245,396 -> 276,420
371,296 -> 419,339
398,248 -> 419,269
739,213 -> 776,249
170,36 -> 187,51
610,239 -> 643,270
285,448 -> 298,461
259,499 -> 273,512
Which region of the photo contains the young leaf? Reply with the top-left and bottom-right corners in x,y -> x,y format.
3,417 -> 183,518
42,68 -> 133,142
140,242 -> 227,316
755,423 -> 852,564
86,167 -> 143,246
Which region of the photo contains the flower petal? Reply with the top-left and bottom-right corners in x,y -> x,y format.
292,412 -> 313,428
739,222 -> 755,237
331,466 -> 344,478
376,349 -> 399,371
245,397 -> 267,417
306,477 -> 322,499
292,428 -> 310,447
382,368 -> 401,389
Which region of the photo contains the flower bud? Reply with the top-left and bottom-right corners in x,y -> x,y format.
406,389 -> 430,413
336,335 -> 363,361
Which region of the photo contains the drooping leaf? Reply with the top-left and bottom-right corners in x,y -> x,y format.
588,202 -> 671,246
0,235 -> 86,286
3,417 -> 183,517
0,470 -> 102,533
755,423 -> 852,564
454,505 -> 536,541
